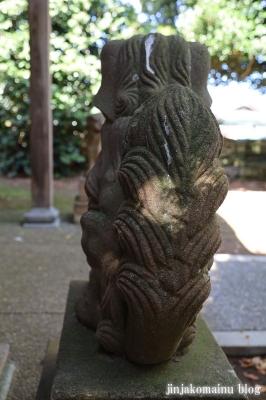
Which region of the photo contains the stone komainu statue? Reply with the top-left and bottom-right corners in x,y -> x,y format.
76,34 -> 228,364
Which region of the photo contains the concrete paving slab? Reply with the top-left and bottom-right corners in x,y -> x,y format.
0,345 -> 9,378
0,363 -> 15,400
0,243 -> 88,313
0,222 -> 88,314
0,314 -> 63,400
0,221 -> 83,246
212,331 -> 266,356
0,222 -> 89,400
202,254 -> 266,331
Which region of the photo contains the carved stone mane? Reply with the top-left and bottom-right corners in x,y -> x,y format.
76,33 -> 228,364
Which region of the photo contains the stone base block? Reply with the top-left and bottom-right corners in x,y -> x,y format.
23,219 -> 60,228
36,339 -> 59,400
213,331 -> 266,356
0,363 -> 15,400
48,281 -> 248,400
24,207 -> 60,228
0,345 -> 9,378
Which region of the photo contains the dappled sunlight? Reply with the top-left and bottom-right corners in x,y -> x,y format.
217,190 -> 266,254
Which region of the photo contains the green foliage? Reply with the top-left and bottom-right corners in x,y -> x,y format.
0,78 -> 31,177
1,0 -> 266,178
139,0 -> 266,90
178,0 -> 266,89
179,0 -> 266,58
0,0 -> 139,177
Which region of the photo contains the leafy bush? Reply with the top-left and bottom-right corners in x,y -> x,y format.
2,0 -> 265,178
0,0 -> 139,177
139,0 -> 266,89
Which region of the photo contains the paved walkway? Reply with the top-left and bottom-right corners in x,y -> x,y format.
202,254 -> 266,331
0,222 -> 88,400
0,186 -> 265,400
217,190 -> 266,254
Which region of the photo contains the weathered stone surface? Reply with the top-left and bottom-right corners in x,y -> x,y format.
94,34 -> 212,121
202,254 -> 266,331
212,331 -> 266,356
0,345 -> 9,378
0,363 -> 15,400
24,207 -> 60,227
35,339 -> 59,400
51,281 -> 247,400
0,220 -> 88,400
76,33 -> 228,364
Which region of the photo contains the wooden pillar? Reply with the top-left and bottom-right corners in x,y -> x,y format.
24,0 -> 59,226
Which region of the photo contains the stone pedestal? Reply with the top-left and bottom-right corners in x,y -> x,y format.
0,344 -> 15,400
24,206 -> 60,228
35,340 -> 59,400
0,344 -> 9,378
44,281 -> 248,400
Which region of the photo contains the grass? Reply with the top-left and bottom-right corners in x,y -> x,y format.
0,177 -> 79,222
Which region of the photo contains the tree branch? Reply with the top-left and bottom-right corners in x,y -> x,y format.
239,56 -> 255,79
